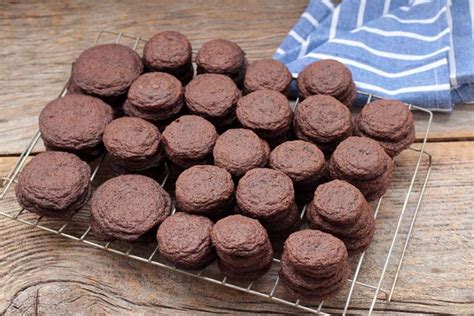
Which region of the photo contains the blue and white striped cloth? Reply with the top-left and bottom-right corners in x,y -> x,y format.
274,0 -> 474,111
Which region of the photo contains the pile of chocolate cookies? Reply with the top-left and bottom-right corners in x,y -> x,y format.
15,30 -> 417,303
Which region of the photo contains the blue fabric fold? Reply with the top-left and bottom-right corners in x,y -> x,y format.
275,0 -> 474,111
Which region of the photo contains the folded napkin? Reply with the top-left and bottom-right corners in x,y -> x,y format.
275,0 -> 474,111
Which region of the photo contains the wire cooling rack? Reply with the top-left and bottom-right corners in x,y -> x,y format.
0,31 -> 433,315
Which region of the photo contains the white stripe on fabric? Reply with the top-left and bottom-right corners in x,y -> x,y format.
400,6 -> 410,11
470,0 -> 474,39
329,5 -> 341,39
330,38 -> 450,61
289,30 -> 305,44
321,0 -> 335,12
351,26 -> 450,42
384,6 -> 446,24
276,48 -> 286,55
302,12 -> 319,27
446,0 -> 457,86
357,0 -> 367,27
383,0 -> 391,15
305,53 -> 448,78
298,38 -> 310,59
355,81 -> 451,95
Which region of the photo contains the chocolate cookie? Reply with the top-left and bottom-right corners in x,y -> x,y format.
269,140 -> 325,185
211,214 -> 270,258
243,59 -> 292,96
162,115 -> 218,168
329,136 -> 393,201
143,31 -> 193,81
311,180 -> 365,227
124,72 -> 184,123
91,175 -> 171,241
297,59 -> 356,108
39,94 -> 113,160
184,74 -> 240,128
72,44 -> 143,97
211,214 -> 273,281
175,165 -> 234,216
103,117 -> 164,173
157,212 -> 215,270
236,168 -> 295,221
213,129 -> 270,177
283,229 -> 348,278
15,151 -> 91,218
355,100 -> 415,157
236,89 -> 293,143
196,39 -> 247,85
294,95 -> 352,155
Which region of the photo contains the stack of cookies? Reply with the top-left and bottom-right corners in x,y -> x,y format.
297,59 -> 356,108
157,212 -> 215,270
329,136 -> 393,201
69,43 -> 144,108
279,230 -> 349,300
211,215 -> 273,281
175,165 -> 234,220
142,31 -> 194,84
103,117 -> 164,175
236,89 -> 293,147
196,39 -> 247,86
269,140 -> 326,204
185,74 -> 241,130
306,180 -> 375,255
123,72 -> 184,127
355,100 -> 416,157
243,59 -> 292,96
213,129 -> 270,178
294,95 -> 353,155
236,168 -> 300,248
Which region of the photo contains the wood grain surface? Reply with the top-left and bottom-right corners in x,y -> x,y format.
1,141 -> 473,314
0,0 -> 473,155
1,1 -> 474,315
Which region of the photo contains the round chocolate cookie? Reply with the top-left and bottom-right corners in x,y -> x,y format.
312,180 -> 365,227
329,136 -> 393,201
72,44 -> 143,97
283,229 -> 348,278
91,175 -> 171,241
236,89 -> 293,142
124,72 -> 184,123
103,117 -> 163,173
175,165 -> 234,215
143,31 -> 192,77
211,214 -> 273,281
236,168 -> 295,221
211,214 -> 270,258
355,100 -> 415,157
269,140 -> 325,185
243,59 -> 292,96
279,252 -> 349,294
15,151 -> 91,218
157,212 -> 215,270
184,74 -> 240,128
162,115 -> 218,168
196,39 -> 247,85
213,128 -> 270,177
39,94 -> 113,160
297,59 -> 356,108
294,95 -> 352,155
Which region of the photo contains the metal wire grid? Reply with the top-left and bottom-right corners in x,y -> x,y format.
0,31 -> 433,315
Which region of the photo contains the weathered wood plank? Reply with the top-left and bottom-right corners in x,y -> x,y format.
1,141 -> 473,314
1,0 -> 473,155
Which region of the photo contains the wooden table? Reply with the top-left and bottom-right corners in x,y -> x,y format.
1,1 -> 473,314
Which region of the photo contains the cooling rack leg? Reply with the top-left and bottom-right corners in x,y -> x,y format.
387,154 -> 432,302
